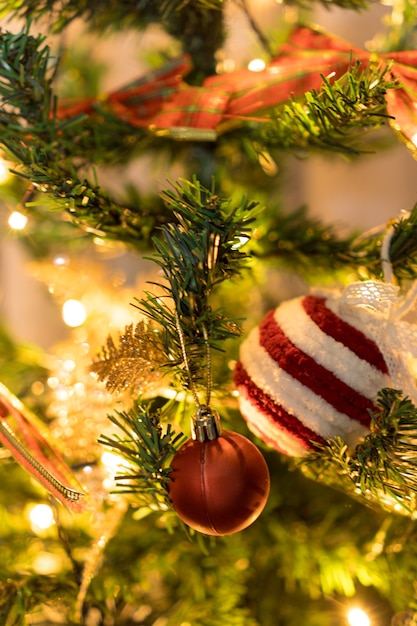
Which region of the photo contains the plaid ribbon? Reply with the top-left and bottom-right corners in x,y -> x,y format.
57,55 -> 191,121
57,26 -> 417,152
0,381 -> 85,512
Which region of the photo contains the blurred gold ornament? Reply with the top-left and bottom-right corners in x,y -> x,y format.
29,256 -> 138,480
31,254 -> 167,503
392,611 -> 417,626
74,499 -> 128,623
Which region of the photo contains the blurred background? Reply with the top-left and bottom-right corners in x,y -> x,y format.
1,0 -> 416,352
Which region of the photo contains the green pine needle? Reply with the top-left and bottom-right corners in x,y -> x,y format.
256,60 -> 395,155
98,403 -> 186,509
301,388 -> 417,516
287,0 -> 370,11
0,0 -> 223,32
135,178 -> 258,394
254,200 -> 417,284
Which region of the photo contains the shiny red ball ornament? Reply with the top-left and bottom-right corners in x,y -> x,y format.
168,430 -> 270,535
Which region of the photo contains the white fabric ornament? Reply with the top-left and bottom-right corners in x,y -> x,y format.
234,279 -> 417,457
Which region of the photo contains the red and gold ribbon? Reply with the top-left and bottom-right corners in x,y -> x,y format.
57,26 -> 417,155
0,382 -> 85,512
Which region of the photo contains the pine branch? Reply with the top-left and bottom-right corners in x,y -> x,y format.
301,388 -> 417,516
253,203 -> 358,274
344,204 -> 417,282
0,0 -> 223,36
5,140 -> 173,248
0,27 -> 169,246
387,207 -> 417,280
254,201 -> 417,284
91,322 -> 166,394
254,61 -> 395,155
98,403 -> 186,509
0,576 -> 78,624
3,24 -> 416,284
0,25 -> 156,167
236,0 -> 274,57
163,3 -> 225,83
0,27 -> 54,125
1,25 -> 409,265
136,178 -> 258,394
286,0 -> 370,10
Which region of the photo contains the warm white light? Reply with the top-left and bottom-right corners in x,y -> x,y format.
101,451 -> 123,472
32,552 -> 62,574
347,607 -> 371,626
62,299 -> 87,327
63,359 -> 76,372
8,211 -> 28,230
101,451 -> 133,491
0,160 -> 9,183
231,235 -> 250,250
101,451 -> 123,491
53,255 -> 69,267
248,58 -> 266,72
29,503 -> 55,532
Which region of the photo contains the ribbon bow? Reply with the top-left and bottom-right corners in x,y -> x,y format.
338,279 -> 417,406
57,26 -> 417,153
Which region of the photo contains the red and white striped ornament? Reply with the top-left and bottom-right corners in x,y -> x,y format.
234,282 -> 417,457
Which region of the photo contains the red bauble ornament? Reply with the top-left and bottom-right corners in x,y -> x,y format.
168,430 -> 270,536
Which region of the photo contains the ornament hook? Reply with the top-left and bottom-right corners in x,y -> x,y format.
191,405 -> 222,442
174,310 -> 219,441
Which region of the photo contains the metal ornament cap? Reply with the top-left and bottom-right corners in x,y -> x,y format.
191,405 -> 222,442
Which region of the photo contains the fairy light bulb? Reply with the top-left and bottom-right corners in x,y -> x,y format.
32,552 -> 63,575
248,58 -> 266,72
28,503 -> 55,533
62,299 -> 87,327
347,607 -> 371,626
0,157 -> 10,183
53,254 -> 69,267
8,210 -> 28,230
101,451 -> 123,473
101,450 -> 126,491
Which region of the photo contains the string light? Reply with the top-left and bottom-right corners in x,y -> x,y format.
0,156 -> 10,183
62,299 -> 87,327
101,451 -> 123,473
248,58 -> 266,72
8,210 -> 28,230
32,552 -> 63,575
28,503 -> 55,533
347,607 -> 371,626
53,254 -> 69,267
101,451 -> 133,492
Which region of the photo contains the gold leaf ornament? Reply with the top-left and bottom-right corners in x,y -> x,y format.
91,321 -> 165,394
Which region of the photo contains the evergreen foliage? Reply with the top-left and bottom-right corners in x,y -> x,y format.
257,61 -> 395,155
2,0 -> 417,625
98,403 -> 186,510
303,389 -> 417,516
137,178 -> 256,393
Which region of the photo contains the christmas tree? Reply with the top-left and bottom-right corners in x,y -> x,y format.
2,1 -> 417,624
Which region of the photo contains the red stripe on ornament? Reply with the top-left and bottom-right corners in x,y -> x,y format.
302,296 -> 388,374
234,361 -> 323,451
259,310 -> 374,427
